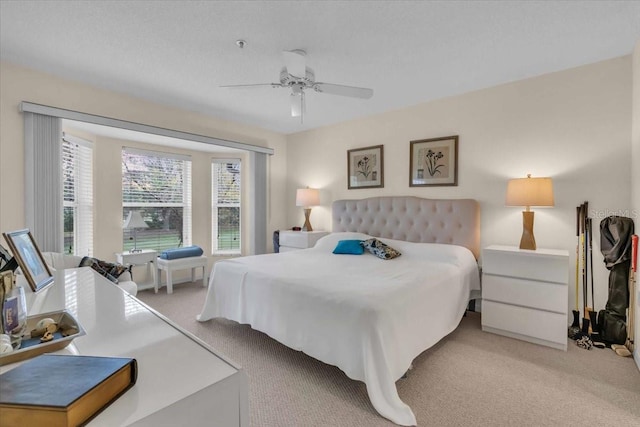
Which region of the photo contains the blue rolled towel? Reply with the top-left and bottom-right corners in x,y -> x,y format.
160,245 -> 204,260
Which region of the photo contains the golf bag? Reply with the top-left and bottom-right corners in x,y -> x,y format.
598,216 -> 634,345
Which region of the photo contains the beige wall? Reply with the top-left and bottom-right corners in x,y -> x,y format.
1,56 -> 635,320
286,56 -> 633,320
0,61 -> 288,272
632,41 -> 640,369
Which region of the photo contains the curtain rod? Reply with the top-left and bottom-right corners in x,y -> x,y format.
19,101 -> 275,156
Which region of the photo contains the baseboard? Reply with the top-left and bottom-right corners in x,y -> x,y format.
482,325 -> 567,351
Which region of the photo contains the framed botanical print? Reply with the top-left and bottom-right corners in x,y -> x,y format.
409,135 -> 458,187
347,145 -> 384,189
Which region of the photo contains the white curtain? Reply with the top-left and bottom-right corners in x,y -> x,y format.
249,152 -> 267,255
24,112 -> 62,252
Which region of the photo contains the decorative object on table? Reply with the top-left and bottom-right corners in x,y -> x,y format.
123,210 -> 149,253
505,174 -> 554,250
1,276 -> 27,350
0,243 -> 18,273
296,187 -> 320,231
347,144 -> 384,189
0,354 -> 137,427
598,215 -> 635,350
409,135 -> 458,187
2,229 -> 53,292
0,334 -> 12,354
0,310 -> 85,366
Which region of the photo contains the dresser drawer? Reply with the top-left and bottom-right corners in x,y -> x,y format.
483,274 -> 567,313
483,247 -> 568,284
482,300 -> 567,346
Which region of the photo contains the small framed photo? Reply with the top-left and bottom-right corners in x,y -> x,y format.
410,135 -> 458,187
347,145 -> 384,189
2,229 -> 53,293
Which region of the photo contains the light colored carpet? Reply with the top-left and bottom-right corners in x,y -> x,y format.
138,282 -> 640,427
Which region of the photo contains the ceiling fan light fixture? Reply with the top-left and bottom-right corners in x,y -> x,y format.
290,91 -> 303,118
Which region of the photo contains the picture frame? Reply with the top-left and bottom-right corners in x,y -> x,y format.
347,145 -> 384,189
2,229 -> 53,293
409,135 -> 458,187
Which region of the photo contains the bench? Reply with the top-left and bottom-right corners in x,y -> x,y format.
155,255 -> 209,294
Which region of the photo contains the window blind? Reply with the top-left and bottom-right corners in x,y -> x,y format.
212,159 -> 241,254
24,112 -> 63,251
122,148 -> 192,252
62,134 -> 93,256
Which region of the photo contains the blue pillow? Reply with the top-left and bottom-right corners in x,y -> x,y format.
159,245 -> 204,260
332,240 -> 365,255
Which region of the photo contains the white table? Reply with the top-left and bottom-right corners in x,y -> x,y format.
115,250 -> 157,291
481,245 -> 569,350
3,268 -> 248,426
155,256 -> 209,294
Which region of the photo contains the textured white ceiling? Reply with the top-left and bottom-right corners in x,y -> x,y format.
1,1 -> 639,135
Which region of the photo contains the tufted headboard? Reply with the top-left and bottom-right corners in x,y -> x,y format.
332,196 -> 480,259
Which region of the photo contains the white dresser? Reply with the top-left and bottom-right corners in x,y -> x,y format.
279,230 -> 329,252
4,268 -> 248,426
481,245 -> 569,351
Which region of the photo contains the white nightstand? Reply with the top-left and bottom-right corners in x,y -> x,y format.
279,231 -> 329,252
115,249 -> 157,291
481,245 -> 569,351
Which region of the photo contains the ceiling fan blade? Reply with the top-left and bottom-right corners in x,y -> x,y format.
220,83 -> 282,89
313,82 -> 373,99
282,50 -> 306,78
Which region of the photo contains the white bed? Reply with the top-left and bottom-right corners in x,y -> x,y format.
198,197 -> 480,426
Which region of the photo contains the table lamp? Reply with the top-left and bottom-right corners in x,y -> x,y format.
296,188 -> 320,232
505,174 -> 554,250
123,211 -> 149,253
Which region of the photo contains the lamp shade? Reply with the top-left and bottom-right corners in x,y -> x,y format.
505,175 -> 554,208
296,188 -> 320,208
123,211 -> 149,229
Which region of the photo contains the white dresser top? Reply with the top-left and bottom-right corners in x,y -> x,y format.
484,245 -> 569,258
3,268 -> 241,426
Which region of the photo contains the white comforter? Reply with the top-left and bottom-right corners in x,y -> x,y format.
197,232 -> 480,425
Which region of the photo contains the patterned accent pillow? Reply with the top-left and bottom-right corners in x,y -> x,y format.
79,256 -> 130,283
360,238 -> 402,260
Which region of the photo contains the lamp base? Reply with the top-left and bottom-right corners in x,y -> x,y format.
302,208 -> 313,232
519,211 -> 536,250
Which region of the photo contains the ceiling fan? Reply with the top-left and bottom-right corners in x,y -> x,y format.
220,50 -> 374,122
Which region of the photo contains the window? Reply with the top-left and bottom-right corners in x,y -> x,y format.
212,159 -> 241,254
62,134 -> 93,256
122,148 -> 192,252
